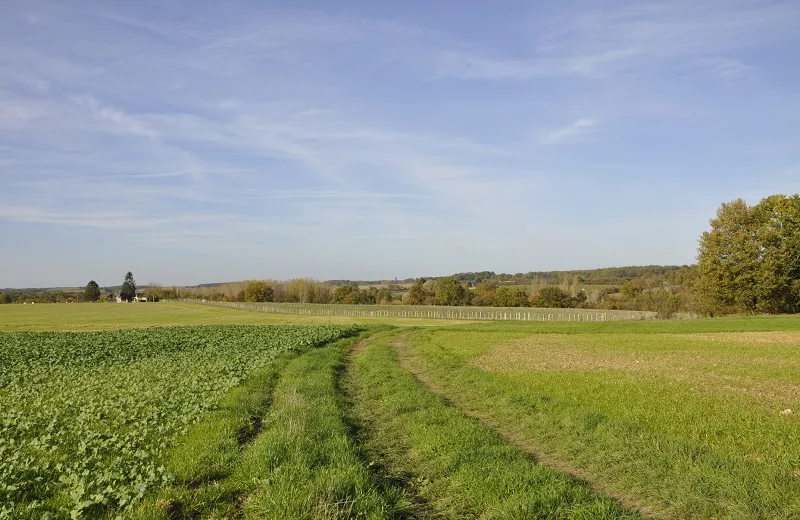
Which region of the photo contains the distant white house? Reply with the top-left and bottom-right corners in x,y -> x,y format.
117,292 -> 148,303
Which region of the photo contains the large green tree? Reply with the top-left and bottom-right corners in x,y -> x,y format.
494,286 -> 527,307
120,272 -> 137,302
405,281 -> 428,305
752,194 -> 800,313
530,286 -> 572,308
435,277 -> 467,306
471,281 -> 497,306
244,280 -> 274,302
84,280 -> 101,302
697,195 -> 800,314
332,283 -> 361,304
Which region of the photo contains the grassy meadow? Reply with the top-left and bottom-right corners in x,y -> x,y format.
1,302 -> 799,518
0,301 -> 468,331
395,321 -> 800,519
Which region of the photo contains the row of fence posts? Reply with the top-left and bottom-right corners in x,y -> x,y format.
183,300 -> 650,322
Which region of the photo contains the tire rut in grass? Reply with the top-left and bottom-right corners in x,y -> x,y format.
229,331 -> 415,519
336,334 -> 435,519
350,330 -> 645,519
389,332 -> 659,519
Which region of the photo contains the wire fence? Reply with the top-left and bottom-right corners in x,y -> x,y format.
180,299 -> 658,322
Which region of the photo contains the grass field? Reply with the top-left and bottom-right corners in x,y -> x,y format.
0,301 -> 468,331
347,330 -> 641,519
396,322 -> 800,519
2,302 -> 799,519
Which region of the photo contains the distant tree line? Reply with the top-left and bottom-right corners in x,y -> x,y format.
4,195 -> 798,317
173,279 -> 340,304
0,272 -> 159,304
0,290 -> 86,304
450,269 -> 662,286
169,274 -> 687,318
335,266 -> 684,289
176,190 -> 800,317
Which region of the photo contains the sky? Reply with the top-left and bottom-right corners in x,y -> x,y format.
1,0 -> 799,288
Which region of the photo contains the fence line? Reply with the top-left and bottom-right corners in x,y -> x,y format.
179,299 -> 656,322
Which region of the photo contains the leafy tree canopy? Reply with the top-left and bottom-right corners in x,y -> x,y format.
84,280 -> 100,302
697,194 -> 800,314
530,286 -> 572,308
332,283 -> 361,304
244,280 -> 273,303
435,277 -> 467,306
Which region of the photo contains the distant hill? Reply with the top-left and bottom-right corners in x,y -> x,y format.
324,265 -> 687,287
2,265 -> 688,294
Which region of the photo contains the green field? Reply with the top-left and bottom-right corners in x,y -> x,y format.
393,323 -> 800,519
2,303 -> 799,519
0,325 -> 357,519
0,301 -> 468,331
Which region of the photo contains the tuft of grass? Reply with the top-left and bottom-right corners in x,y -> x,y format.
400,327 -> 800,519
348,330 -> 642,519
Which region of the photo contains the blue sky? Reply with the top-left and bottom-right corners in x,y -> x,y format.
1,0 -> 799,288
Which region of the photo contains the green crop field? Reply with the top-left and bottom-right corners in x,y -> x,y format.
2,302 -> 799,519
0,324 -> 357,519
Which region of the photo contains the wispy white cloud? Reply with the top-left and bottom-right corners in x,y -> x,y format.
538,118 -> 598,146
0,206 -> 235,231
696,57 -> 754,81
428,0 -> 800,81
236,190 -> 434,201
73,94 -> 158,139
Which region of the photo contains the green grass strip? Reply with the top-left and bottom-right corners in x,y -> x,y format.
348,330 -> 642,520
233,330 -> 410,519
129,330 -> 410,519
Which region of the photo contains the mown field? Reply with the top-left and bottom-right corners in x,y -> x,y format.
1,303 -> 799,519
394,321 -> 800,519
0,301 -> 467,331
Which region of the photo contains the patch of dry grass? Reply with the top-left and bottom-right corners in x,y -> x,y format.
684,331 -> 800,344
470,333 -> 800,407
